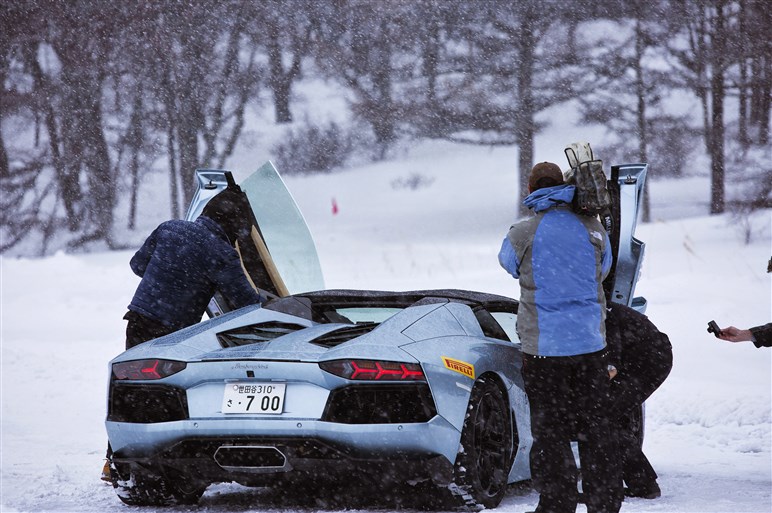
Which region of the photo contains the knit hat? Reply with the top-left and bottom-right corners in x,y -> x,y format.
528,162 -> 564,192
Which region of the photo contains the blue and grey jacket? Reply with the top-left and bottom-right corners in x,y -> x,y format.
128,216 -> 261,330
498,185 -> 612,356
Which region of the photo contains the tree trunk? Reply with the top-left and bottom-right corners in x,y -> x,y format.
127,91 -> 143,230
634,19 -> 651,223
176,27 -> 209,208
738,0 -> 750,150
421,8 -> 440,135
709,0 -> 726,215
24,42 -> 81,230
0,121 -> 7,178
267,19 -> 303,124
748,0 -> 770,144
0,61 -> 7,178
177,116 -> 200,208
757,54 -> 771,145
371,19 -> 396,148
516,16 -> 536,217
273,79 -> 293,124
85,97 -> 115,245
166,118 -> 180,220
159,62 -> 181,220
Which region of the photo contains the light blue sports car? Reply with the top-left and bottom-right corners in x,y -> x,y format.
105,161 -> 647,509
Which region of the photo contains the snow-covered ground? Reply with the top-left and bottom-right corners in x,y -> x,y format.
1,140 -> 770,513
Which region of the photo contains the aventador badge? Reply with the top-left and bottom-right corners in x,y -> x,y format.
442,356 -> 475,379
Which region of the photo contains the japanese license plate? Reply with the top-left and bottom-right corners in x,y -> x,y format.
222,382 -> 286,414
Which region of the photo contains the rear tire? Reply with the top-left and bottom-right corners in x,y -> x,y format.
110,459 -> 206,506
451,375 -> 514,509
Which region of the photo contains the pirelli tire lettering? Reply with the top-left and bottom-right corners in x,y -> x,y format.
442,357 -> 475,380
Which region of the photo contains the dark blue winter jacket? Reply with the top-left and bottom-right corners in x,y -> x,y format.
499,185 -> 612,356
128,216 -> 261,330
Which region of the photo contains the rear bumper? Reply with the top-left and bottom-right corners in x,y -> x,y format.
107,415 -> 460,484
111,434 -> 455,487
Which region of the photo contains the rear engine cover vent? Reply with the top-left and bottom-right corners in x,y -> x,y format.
217,321 -> 307,348
310,322 -> 379,348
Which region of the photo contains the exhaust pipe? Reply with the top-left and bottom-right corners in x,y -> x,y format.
214,445 -> 292,473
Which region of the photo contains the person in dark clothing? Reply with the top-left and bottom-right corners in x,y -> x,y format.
605,302 -> 673,500
124,186 -> 262,349
499,162 -> 621,513
103,188 -> 263,482
716,323 -> 772,347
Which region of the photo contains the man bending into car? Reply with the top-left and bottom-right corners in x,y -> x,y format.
498,162 -> 622,513
103,187 -> 264,482
123,187 -> 263,349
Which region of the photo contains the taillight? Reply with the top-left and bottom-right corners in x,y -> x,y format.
112,359 -> 186,380
319,360 -> 425,381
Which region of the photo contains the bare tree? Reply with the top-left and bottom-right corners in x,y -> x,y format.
24,1 -> 119,248
157,2 -> 259,208
668,0 -> 739,215
1,1 -> 261,252
314,0 -> 420,156
480,1 -> 584,214
579,1 -> 696,222
244,0 -> 317,124
3,0 -> 767,255
746,0 -> 771,145
708,0 -> 728,214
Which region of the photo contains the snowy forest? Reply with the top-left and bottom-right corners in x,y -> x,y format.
1,0 -> 771,256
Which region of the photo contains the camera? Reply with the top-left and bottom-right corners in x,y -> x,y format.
707,320 -> 722,337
